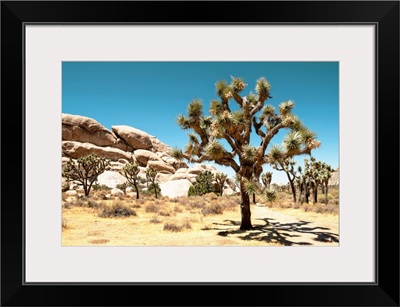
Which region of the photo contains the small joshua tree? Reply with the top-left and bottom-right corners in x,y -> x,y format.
261,171 -> 273,191
62,154 -> 110,197
145,166 -> 159,198
121,162 -> 140,199
174,75 -> 320,230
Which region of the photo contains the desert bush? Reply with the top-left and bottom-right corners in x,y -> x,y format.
150,215 -> 161,224
159,210 -> 171,217
99,201 -> 137,218
62,218 -> 68,229
188,171 -> 215,196
201,203 -> 224,216
163,219 -> 192,232
145,203 -> 159,213
163,222 -> 183,232
174,206 -> 183,213
92,184 -> 111,191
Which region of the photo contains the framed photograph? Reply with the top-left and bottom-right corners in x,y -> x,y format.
1,1 -> 399,306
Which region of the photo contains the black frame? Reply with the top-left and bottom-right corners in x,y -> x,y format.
1,1 -> 399,306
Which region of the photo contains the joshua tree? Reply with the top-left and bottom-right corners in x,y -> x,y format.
62,154 -> 109,197
261,171 -> 273,191
215,173 -> 228,196
145,166 -> 159,198
121,162 -> 140,199
173,76 -> 320,230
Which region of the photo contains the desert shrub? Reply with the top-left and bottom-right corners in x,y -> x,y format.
190,201 -> 207,210
188,171 -> 215,196
201,203 -> 224,216
99,201 -> 137,218
181,218 -> 192,230
163,219 -> 192,232
62,218 -> 68,229
163,222 -> 183,232
62,201 -> 72,209
159,210 -> 171,217
145,203 -> 159,213
92,184 -> 111,191
86,199 -> 101,209
150,215 -> 161,224
116,182 -> 130,191
174,206 -> 183,213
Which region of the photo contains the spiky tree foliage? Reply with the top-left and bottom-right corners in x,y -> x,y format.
294,158 -> 333,204
305,157 -> 333,204
215,173 -> 228,196
265,189 -> 277,205
121,162 -> 140,199
261,171 -> 273,190
62,154 -> 110,196
176,76 -> 320,230
145,166 -> 159,198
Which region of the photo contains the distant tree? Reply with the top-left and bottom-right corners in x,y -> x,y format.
173,76 -> 320,230
145,166 -> 159,198
121,162 -> 140,199
188,171 -> 216,196
62,154 -> 109,197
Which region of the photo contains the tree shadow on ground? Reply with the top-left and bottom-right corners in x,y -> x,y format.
203,218 -> 339,246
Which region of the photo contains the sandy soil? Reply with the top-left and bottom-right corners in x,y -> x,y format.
62,201 -> 339,247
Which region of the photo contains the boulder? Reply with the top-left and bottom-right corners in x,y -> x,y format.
163,157 -> 188,170
111,188 -> 124,198
149,136 -> 172,153
65,190 -> 79,197
62,114 -> 133,151
168,172 -> 197,183
147,160 -> 175,174
62,141 -> 133,161
96,171 -> 127,189
133,149 -> 163,166
112,125 -> 152,150
62,114 -> 116,146
160,179 -> 193,198
155,173 -> 173,184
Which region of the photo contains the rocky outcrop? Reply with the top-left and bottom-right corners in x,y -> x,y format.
329,169 -> 339,186
61,113 -> 232,198
147,160 -> 175,174
62,141 -> 133,161
133,149 -> 163,166
62,114 -> 133,152
112,125 -> 153,150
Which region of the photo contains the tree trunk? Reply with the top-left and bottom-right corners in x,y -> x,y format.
252,193 -> 256,204
134,183 -> 139,199
83,179 -> 89,196
313,183 -> 318,204
285,172 -> 296,203
240,188 -> 252,230
305,183 -> 309,204
325,183 -> 328,204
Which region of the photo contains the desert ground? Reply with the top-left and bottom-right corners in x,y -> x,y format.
62,190 -> 339,247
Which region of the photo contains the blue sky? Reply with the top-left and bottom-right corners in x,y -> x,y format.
62,62 -> 339,184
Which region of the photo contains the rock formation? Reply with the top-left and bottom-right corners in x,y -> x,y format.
62,113 -> 237,198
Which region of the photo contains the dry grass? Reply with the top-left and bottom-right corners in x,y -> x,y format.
62,191 -> 339,246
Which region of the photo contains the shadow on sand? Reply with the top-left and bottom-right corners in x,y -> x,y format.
203,218 -> 339,246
